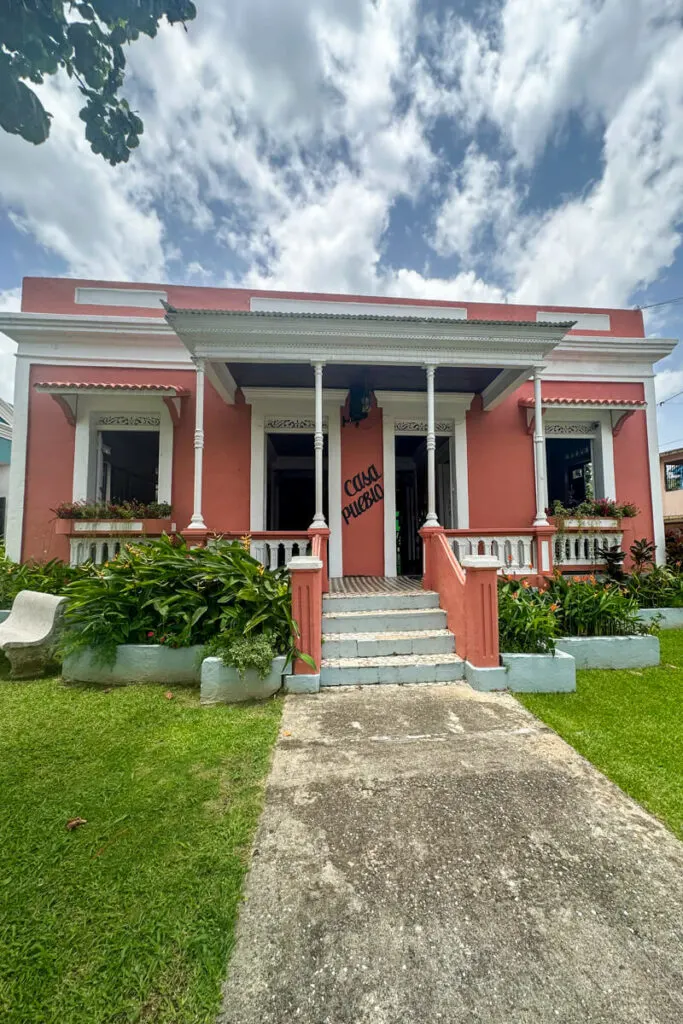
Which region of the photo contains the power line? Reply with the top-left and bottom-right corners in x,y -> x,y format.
637,295 -> 683,311
658,388 -> 683,406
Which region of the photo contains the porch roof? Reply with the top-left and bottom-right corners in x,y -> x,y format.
164,305 -> 576,412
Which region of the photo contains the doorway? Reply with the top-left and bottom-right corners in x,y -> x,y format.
395,435 -> 452,575
545,438 -> 593,509
266,433 -> 328,530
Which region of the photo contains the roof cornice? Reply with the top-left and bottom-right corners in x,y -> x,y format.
0,312 -> 174,342
552,335 -> 677,363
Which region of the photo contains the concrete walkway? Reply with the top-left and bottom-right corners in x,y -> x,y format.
219,684 -> 683,1024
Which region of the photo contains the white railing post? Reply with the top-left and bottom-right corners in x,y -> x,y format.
310,362 -> 327,529
532,368 -> 549,527
424,364 -> 439,527
186,357 -> 207,531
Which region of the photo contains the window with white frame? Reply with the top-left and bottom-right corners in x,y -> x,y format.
665,462 -> 683,492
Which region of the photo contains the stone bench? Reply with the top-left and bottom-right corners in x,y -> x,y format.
0,590 -> 68,679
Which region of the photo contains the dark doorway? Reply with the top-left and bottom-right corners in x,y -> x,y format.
99,430 -> 159,504
395,435 -> 451,575
266,433 -> 328,531
545,438 -> 593,508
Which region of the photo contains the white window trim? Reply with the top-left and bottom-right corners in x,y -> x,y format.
376,391 -> 473,577
540,408 -> 616,507
72,395 -> 174,505
243,388 -> 346,578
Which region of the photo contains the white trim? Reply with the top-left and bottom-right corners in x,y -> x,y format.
453,416 -> 470,528
250,296 -> 468,319
481,367 -> 533,410
538,311 -> 610,331
204,360 -> 236,404
71,394 -> 174,504
75,287 -> 168,309
540,407 -> 616,504
249,408 -> 266,531
644,376 -> 666,565
382,413 -> 397,577
327,401 -> 343,578
5,358 -> 29,560
596,420 -> 616,500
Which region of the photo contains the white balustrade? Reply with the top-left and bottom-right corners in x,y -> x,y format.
447,534 -> 535,574
250,537 -> 312,570
69,536 -> 140,566
554,531 -> 623,568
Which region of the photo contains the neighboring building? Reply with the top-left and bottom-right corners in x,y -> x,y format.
0,278 -> 675,575
0,397 -> 13,540
660,447 -> 683,530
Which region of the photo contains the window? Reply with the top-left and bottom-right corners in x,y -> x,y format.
546,438 -> 593,507
665,463 -> 683,492
97,430 -> 160,503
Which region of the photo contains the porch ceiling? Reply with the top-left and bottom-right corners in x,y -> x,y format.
225,362 -> 501,393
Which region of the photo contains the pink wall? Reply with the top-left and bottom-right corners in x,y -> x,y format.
465,379 -> 654,544
21,277 -> 644,337
341,401 -> 385,576
23,365 -> 251,562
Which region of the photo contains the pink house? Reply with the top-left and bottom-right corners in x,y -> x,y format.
0,278 -> 674,589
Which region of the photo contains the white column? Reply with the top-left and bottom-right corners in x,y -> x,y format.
5,357 -> 30,561
424,364 -> 439,526
453,415 -> 470,528
187,358 -> 207,530
644,375 -> 666,565
310,362 -> 327,528
532,368 -> 549,526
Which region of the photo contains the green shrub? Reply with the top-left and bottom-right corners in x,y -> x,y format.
545,573 -> 649,636
52,500 -> 172,520
624,565 -> 683,608
665,529 -> 683,570
0,546 -> 83,608
205,633 -> 279,678
59,535 -> 298,664
498,578 -> 558,654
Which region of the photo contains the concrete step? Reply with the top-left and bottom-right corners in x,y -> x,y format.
320,653 -> 465,686
323,591 -> 440,614
322,607 -> 447,634
322,629 -> 455,660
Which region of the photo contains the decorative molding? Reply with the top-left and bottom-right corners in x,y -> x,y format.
544,422 -> 599,437
95,413 -> 161,427
264,416 -> 328,432
394,420 -> 454,433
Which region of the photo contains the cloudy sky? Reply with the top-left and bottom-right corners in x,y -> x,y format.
2,0 -> 683,444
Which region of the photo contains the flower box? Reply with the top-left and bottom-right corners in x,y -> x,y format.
62,644 -> 204,685
637,608 -> 683,629
558,518 -> 620,530
55,518 -> 174,536
554,635 -> 660,669
500,650 -> 576,692
200,656 -> 288,705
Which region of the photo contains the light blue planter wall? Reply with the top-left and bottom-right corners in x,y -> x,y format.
501,650 -> 576,692
63,645 -> 204,685
200,655 -> 287,704
555,635 -> 660,670
637,608 -> 683,629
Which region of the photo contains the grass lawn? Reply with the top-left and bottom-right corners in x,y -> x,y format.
0,672 -> 282,1024
517,629 -> 683,841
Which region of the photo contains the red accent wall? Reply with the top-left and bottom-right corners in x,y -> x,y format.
21,277 -> 645,337
341,402 -> 385,576
23,365 -> 251,562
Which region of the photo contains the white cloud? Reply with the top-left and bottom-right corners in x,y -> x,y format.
434,145 -> 518,259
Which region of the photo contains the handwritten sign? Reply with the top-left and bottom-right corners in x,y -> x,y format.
342,463 -> 383,524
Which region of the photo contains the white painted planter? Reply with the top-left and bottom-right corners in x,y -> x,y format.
501,650 -> 576,692
637,608 -> 683,629
562,518 -> 620,530
62,644 -> 204,685
200,655 -> 288,705
554,635 -> 660,670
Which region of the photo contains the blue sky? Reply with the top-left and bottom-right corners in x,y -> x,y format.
1,0 -> 683,445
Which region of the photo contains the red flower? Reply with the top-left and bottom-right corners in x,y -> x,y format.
147,631 -> 154,638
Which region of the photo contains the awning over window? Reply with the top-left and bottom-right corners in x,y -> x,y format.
518,396 -> 646,409
33,381 -> 190,425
